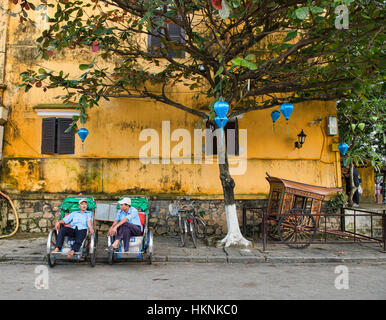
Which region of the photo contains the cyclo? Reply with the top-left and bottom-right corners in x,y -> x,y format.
94,195 -> 154,265
46,196 -> 98,267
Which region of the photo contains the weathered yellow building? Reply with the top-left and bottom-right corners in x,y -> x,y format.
0,1 -> 345,233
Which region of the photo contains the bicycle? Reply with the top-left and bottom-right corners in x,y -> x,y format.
166,201 -> 187,247
166,198 -> 207,248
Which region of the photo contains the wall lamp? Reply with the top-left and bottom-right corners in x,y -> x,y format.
295,129 -> 307,149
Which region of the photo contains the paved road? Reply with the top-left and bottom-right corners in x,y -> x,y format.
0,262 -> 385,300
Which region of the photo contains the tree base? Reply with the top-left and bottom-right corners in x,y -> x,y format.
216,204 -> 253,248
218,232 -> 252,248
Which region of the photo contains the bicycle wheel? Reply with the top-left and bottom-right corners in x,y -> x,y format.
193,217 -> 207,240
166,215 -> 179,238
189,220 -> 198,248
179,217 -> 187,247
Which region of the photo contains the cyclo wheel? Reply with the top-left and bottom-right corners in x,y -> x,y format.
193,217 -> 207,240
147,231 -> 153,265
278,208 -> 317,249
47,230 -> 57,268
89,232 -> 97,267
107,236 -> 114,265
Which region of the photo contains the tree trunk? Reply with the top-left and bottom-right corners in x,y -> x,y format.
217,141 -> 251,248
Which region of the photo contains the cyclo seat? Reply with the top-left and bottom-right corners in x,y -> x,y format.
124,211 -> 145,242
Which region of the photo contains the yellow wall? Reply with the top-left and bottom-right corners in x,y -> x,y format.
0,1 -> 342,198
357,166 -> 375,203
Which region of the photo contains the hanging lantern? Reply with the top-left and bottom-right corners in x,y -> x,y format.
213,100 -> 229,144
218,0 -> 231,19
77,128 -> 89,152
270,110 -> 281,133
280,102 -> 294,134
338,142 -> 349,166
211,0 -> 222,10
338,143 -> 349,156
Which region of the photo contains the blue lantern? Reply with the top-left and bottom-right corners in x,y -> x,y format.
77,128 -> 89,152
271,110 -> 281,133
280,102 -> 294,134
338,142 -> 349,166
214,100 -> 229,118
338,143 -> 349,156
213,100 -> 229,145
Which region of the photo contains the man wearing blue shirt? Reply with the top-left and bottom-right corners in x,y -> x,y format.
53,199 -> 94,258
107,197 -> 143,252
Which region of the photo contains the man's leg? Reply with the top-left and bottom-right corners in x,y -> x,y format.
353,190 -> 360,205
72,228 -> 87,252
116,223 -> 142,252
55,227 -> 73,250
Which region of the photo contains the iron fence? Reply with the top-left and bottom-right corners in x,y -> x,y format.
242,204 -> 386,252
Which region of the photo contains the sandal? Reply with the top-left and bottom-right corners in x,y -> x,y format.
106,245 -> 117,252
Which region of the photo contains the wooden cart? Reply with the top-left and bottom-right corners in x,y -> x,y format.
265,173 -> 341,248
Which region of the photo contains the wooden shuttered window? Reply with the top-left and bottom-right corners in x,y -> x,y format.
167,23 -> 185,58
205,119 -> 239,156
148,27 -> 162,55
148,21 -> 185,58
57,118 -> 75,154
41,118 -> 56,154
41,118 -> 75,155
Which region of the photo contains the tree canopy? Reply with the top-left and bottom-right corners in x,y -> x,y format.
12,0 -> 384,131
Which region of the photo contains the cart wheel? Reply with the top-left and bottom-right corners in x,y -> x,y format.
47,230 -> 57,268
189,220 -> 197,248
148,231 -> 153,265
267,220 -> 281,241
278,209 -> 316,249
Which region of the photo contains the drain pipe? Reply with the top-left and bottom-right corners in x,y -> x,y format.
0,93 -> 7,161
0,1 -> 8,161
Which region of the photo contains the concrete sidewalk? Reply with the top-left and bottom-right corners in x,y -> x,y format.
0,234 -> 385,264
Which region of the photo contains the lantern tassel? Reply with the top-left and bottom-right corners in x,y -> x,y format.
287,121 -> 289,134
82,143 -> 85,153
273,124 -> 275,133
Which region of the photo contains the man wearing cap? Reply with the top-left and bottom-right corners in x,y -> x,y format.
53,198 -> 94,258
107,197 -> 143,252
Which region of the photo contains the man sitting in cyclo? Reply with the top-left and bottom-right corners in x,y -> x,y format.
53,198 -> 94,258
107,197 -> 143,252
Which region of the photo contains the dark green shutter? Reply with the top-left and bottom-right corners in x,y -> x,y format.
57,118 -> 75,154
41,118 -> 56,154
167,23 -> 185,58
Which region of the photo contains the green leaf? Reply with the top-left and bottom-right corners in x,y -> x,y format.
283,31 -> 298,42
245,61 -> 257,70
245,54 -> 256,61
214,66 -> 224,78
295,7 -> 309,20
79,63 -> 94,70
231,57 -> 243,66
357,123 -> 365,131
309,6 -> 324,14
